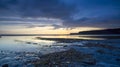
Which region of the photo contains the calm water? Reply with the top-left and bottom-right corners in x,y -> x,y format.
0,36 -> 63,53
0,35 -> 120,52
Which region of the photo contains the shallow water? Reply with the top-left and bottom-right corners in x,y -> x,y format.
0,36 -> 68,67
0,36 -> 56,52
0,35 -> 120,67
0,35 -> 120,52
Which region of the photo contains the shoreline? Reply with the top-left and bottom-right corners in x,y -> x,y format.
0,36 -> 120,67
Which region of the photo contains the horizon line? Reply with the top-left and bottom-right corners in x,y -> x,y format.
0,34 -> 69,36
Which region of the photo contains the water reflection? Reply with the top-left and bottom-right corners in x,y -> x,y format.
0,36 -> 56,52
0,35 -> 120,67
40,35 -> 104,40
0,35 -> 120,52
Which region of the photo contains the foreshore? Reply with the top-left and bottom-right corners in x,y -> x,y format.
32,37 -> 120,67
32,48 -> 96,67
0,37 -> 120,67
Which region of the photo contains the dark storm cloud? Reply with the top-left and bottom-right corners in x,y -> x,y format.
64,16 -> 120,28
0,0 -> 120,28
0,0 -> 74,18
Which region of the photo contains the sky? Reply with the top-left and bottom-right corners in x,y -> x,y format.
0,0 -> 120,34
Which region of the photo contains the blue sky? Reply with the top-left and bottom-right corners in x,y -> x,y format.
0,0 -> 120,34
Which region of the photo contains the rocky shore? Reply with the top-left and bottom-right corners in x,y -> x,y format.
36,37 -> 84,43
0,37 -> 120,67
31,48 -> 96,67
34,37 -> 120,67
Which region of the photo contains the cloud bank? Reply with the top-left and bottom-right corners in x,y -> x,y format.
0,0 -> 120,29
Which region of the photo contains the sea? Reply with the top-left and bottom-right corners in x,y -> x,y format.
0,35 -> 120,67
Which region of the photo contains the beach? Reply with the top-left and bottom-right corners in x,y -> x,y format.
0,36 -> 120,67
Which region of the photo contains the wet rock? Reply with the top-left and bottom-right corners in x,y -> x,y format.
82,59 -> 96,65
116,58 -> 120,61
63,45 -> 67,47
33,43 -> 38,45
2,64 -> 8,67
14,56 -> 22,60
36,37 -> 82,43
84,43 -> 120,50
26,42 -> 32,44
32,48 -> 96,66
96,49 -> 106,54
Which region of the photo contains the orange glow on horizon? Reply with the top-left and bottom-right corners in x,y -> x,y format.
0,25 -> 104,34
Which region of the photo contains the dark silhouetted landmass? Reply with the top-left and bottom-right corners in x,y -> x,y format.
70,28 -> 120,35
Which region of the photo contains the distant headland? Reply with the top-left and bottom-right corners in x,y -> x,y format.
70,28 -> 120,35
